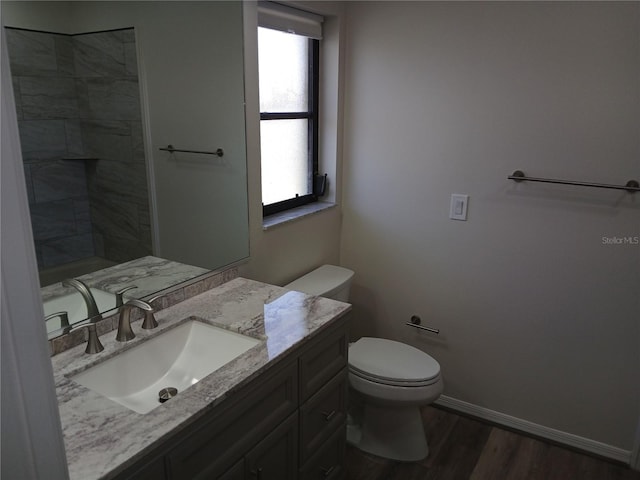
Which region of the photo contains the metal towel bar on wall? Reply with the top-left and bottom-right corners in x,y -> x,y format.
159,144 -> 224,157
406,315 -> 439,334
508,170 -> 639,193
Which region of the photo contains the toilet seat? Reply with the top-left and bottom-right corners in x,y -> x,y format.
349,337 -> 440,387
349,367 -> 440,387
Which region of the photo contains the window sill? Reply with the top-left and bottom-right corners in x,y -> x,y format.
262,202 -> 336,230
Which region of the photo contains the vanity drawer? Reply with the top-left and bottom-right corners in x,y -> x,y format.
299,425 -> 346,480
299,368 -> 347,464
167,359 -> 298,479
299,321 -> 348,402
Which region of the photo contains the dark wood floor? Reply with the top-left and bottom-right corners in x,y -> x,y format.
345,406 -> 640,480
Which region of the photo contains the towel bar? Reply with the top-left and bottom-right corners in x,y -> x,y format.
508,170 -> 639,193
406,315 -> 439,334
159,144 -> 224,157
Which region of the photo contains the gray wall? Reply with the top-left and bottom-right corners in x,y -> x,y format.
341,1 -> 639,451
6,27 -> 151,269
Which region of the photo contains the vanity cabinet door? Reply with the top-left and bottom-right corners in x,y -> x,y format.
245,413 -> 298,480
299,368 -> 348,464
298,320 -> 349,480
116,454 -> 166,480
299,425 -> 346,480
219,459 -> 244,480
299,323 -> 348,403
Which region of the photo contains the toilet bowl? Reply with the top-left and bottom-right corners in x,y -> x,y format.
285,265 -> 444,462
348,337 -> 443,461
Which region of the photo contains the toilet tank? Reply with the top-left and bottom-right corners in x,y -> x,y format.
284,265 -> 354,302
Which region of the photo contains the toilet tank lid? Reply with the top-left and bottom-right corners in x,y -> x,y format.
284,264 -> 354,297
349,337 -> 440,383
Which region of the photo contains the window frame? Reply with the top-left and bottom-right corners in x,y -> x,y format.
260,34 -> 320,218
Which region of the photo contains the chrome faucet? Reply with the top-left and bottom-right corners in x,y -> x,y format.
62,278 -> 100,319
116,299 -> 157,342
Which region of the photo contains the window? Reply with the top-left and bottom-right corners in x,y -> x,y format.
258,3 -> 323,217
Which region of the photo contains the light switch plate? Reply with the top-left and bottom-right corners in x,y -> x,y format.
449,194 -> 469,221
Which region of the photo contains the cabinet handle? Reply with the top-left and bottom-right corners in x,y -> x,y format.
250,467 -> 263,479
322,410 -> 336,421
321,465 -> 335,477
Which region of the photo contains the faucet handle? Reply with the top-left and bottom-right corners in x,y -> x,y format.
45,311 -> 71,334
45,311 -> 70,327
115,285 -> 137,307
116,299 -> 158,342
139,297 -> 159,330
76,322 -> 104,354
126,297 -> 155,323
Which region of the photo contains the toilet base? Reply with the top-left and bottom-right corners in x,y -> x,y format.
347,404 -> 429,462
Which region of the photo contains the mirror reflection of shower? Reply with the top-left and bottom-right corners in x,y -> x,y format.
6,26 -> 152,286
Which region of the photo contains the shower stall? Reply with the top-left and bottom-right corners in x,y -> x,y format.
6,26 -> 152,285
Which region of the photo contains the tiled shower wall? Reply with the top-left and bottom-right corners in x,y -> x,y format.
7,27 -> 152,270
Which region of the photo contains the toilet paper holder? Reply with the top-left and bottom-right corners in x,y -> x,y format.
406,315 -> 439,334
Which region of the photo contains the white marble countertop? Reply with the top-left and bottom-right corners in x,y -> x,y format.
52,277 -> 351,480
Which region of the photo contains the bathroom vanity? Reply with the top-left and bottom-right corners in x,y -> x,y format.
52,277 -> 351,480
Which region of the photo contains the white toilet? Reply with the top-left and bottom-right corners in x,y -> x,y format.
285,265 -> 443,462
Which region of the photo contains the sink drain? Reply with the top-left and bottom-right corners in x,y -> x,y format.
158,387 -> 178,403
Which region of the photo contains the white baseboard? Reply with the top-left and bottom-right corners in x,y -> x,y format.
434,395 -> 631,465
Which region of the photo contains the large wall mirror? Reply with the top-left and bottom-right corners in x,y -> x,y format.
2,1 -> 249,335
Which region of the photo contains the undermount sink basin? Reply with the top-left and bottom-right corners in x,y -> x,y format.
71,320 -> 261,414
44,288 -> 117,333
